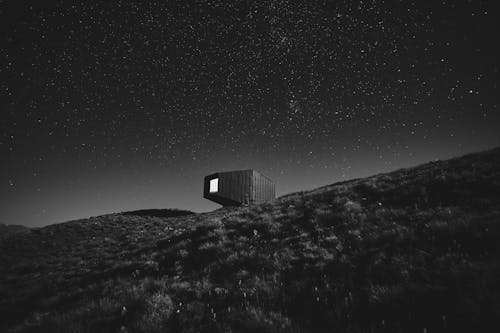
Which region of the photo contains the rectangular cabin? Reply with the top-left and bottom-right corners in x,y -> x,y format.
203,169 -> 275,206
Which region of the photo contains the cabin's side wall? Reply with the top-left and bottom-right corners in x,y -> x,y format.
221,170 -> 253,204
251,171 -> 276,204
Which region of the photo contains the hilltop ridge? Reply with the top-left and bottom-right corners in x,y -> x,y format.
1,147 -> 499,332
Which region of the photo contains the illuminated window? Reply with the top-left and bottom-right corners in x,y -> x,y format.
209,178 -> 219,193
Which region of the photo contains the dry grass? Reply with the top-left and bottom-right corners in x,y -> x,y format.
1,148 -> 500,332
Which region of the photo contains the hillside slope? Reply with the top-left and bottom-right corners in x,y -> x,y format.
1,148 -> 500,332
0,224 -> 30,240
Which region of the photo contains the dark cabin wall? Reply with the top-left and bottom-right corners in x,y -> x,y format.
251,170 -> 275,204
220,170 -> 253,205
203,173 -> 235,206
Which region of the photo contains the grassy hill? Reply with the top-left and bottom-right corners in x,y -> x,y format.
1,148 -> 499,332
0,223 -> 30,239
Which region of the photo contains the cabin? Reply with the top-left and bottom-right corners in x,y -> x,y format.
203,169 -> 276,206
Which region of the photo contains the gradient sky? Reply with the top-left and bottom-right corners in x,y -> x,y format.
1,0 -> 498,227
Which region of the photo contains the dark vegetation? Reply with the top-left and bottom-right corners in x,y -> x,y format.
121,209 -> 195,218
0,224 -> 30,240
1,148 -> 500,332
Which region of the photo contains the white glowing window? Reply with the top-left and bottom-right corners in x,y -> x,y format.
209,178 -> 219,193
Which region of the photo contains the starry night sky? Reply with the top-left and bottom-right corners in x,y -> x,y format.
1,1 -> 498,226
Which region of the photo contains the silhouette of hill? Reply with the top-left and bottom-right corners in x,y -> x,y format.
121,209 -> 195,219
0,223 -> 30,239
1,148 -> 499,332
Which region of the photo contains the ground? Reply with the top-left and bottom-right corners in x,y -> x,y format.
1,148 -> 500,332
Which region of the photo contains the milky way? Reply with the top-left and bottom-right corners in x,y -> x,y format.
1,0 -> 498,226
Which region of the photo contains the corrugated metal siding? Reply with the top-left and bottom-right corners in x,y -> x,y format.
251,170 -> 275,204
217,170 -> 252,204
251,172 -> 256,203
